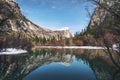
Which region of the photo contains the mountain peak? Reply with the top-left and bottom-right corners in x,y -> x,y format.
54,27 -> 72,38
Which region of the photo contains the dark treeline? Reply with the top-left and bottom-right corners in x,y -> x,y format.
32,36 -> 73,46
0,32 -> 32,52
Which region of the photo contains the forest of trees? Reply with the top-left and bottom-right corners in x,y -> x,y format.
33,36 -> 73,46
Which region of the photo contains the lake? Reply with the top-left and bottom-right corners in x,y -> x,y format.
0,48 -> 120,80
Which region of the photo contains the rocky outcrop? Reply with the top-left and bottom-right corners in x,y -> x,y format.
54,27 -> 72,40
88,0 -> 111,29
0,0 -> 72,39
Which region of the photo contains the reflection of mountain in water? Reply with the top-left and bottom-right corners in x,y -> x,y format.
0,49 -> 120,80
0,50 -> 72,80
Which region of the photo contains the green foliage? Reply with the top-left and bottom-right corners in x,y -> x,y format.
85,26 -> 94,35
42,37 -> 46,44
33,36 -> 40,43
33,36 -> 54,45
74,29 -> 86,40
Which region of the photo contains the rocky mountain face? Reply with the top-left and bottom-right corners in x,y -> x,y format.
83,0 -> 120,45
88,0 -> 112,29
54,27 -> 72,40
88,0 -> 120,35
0,0 -> 72,39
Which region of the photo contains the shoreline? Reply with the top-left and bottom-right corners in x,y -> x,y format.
35,46 -> 105,49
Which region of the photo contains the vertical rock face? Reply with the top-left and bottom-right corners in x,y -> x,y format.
88,0 -> 114,29
87,0 -> 120,36
0,0 -> 72,39
88,0 -> 106,28
54,27 -> 72,40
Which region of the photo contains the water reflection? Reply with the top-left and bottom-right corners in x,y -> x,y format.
0,49 -> 119,80
23,55 -> 96,80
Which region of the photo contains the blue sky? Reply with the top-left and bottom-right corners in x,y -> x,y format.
15,0 -> 96,34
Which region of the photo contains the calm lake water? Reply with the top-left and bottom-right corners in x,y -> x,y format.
0,49 -> 120,80
23,55 -> 96,80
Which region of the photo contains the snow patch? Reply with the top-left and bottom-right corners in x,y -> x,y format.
55,27 -> 70,31
0,48 -> 27,55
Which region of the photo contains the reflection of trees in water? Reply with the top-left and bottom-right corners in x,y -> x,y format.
0,49 -> 73,80
103,39 -> 120,80
104,39 -> 120,69
74,49 -> 120,80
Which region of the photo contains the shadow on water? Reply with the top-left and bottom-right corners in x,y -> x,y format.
0,48 -> 120,80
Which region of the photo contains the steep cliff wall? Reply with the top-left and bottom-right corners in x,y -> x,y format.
87,0 -> 119,35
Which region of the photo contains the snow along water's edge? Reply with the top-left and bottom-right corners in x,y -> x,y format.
0,48 -> 27,55
35,46 -> 105,49
0,46 -> 118,55
36,46 -> 119,51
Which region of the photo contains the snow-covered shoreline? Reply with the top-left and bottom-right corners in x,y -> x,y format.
35,46 -> 105,49
0,48 -> 27,55
0,46 -> 118,55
